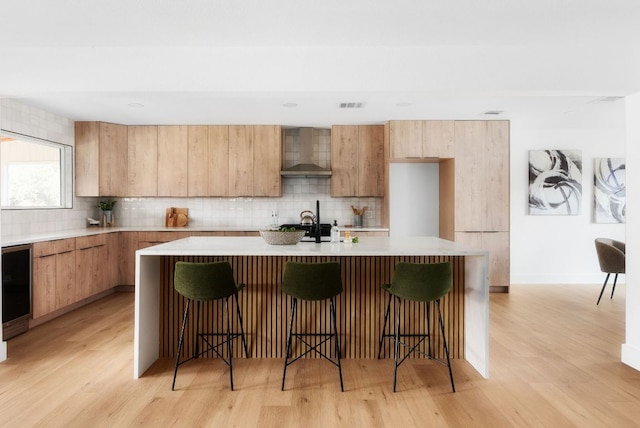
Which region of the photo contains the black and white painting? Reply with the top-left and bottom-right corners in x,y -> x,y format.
594,157 -> 626,223
529,150 -> 582,215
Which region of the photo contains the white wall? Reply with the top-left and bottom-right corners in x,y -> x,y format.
510,101 -> 627,285
622,93 -> 640,371
389,163 -> 439,237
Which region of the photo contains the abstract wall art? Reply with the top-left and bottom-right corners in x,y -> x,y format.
594,157 -> 626,223
529,149 -> 583,215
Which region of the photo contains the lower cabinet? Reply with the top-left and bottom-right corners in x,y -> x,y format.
32,239 -> 76,319
32,234 -> 119,319
75,235 -> 109,300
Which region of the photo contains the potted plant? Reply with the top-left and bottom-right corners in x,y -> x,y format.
97,199 -> 116,225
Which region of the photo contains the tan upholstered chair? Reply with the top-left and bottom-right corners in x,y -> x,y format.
594,238 -> 625,305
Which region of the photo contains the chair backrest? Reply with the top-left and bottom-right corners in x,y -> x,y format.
389,262 -> 452,302
282,261 -> 343,301
174,261 -> 239,301
594,238 -> 625,274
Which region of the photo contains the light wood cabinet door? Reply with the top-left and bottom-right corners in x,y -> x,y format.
358,125 -> 385,196
482,231 -> 510,288
127,126 -> 158,196
32,239 -> 76,318
189,125 -> 230,197
454,120 -> 509,232
157,125 -> 188,197
75,122 -> 127,197
32,254 -> 57,318
100,122 -> 128,197
209,125 -> 230,196
228,125 -> 253,196
454,121 -> 485,231
331,125 -> 384,197
252,125 -> 282,196
75,122 -> 100,197
483,121 -> 510,232
331,125 -> 359,196
75,234 -> 109,300
423,121 -> 454,158
389,121 -> 422,158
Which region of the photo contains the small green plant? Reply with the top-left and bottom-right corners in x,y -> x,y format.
97,199 -> 117,211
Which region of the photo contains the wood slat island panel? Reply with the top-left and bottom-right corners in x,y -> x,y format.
158,255 -> 465,360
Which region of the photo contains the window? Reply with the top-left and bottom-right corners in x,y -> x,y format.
0,131 -> 73,209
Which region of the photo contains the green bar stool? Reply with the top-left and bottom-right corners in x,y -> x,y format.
281,261 -> 344,391
172,261 -> 249,391
377,261 -> 455,392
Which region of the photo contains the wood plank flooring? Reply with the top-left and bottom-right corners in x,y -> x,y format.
1,284 -> 639,427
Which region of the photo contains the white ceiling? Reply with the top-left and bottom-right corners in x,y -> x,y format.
1,0 -> 639,127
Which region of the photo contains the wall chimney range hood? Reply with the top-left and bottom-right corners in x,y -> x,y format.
281,127 -> 331,178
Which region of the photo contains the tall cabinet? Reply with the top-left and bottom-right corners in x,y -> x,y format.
388,119 -> 510,292
451,121 -> 510,291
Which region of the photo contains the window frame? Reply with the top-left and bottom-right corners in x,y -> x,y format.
0,130 -> 73,210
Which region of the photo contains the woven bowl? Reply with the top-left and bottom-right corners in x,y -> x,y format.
260,230 -> 306,245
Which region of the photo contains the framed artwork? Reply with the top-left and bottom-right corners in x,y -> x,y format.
594,157 -> 626,223
529,149 -> 582,215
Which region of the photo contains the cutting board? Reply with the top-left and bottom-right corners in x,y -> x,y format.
165,208 -> 189,227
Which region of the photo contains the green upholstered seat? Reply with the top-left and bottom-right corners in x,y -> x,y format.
378,261 -> 455,393
172,261 -> 249,391
281,261 -> 344,391
174,261 -> 244,301
281,261 -> 343,300
382,261 -> 452,302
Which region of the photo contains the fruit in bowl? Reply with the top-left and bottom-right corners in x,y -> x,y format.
260,227 -> 306,245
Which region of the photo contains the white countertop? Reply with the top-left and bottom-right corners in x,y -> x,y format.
1,226 -> 389,248
136,236 -> 486,257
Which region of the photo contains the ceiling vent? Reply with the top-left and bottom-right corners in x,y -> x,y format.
483,110 -> 504,116
339,102 -> 365,109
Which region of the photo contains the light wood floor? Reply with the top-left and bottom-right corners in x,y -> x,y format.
1,284 -> 639,427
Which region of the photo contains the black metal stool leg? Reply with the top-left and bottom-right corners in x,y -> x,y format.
378,295 -> 391,359
282,297 -> 297,391
172,299 -> 191,391
331,297 -> 344,392
233,293 -> 250,358
393,297 -> 401,392
224,297 -> 235,391
597,273 -> 610,305
436,299 -> 455,392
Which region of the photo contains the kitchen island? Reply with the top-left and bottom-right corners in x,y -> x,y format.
134,236 -> 489,378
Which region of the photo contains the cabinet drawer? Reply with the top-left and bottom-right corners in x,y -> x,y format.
33,238 -> 76,257
75,234 -> 107,250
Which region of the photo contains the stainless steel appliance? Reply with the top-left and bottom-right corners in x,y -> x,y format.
2,244 -> 32,339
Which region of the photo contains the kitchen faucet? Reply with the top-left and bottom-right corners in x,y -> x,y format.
315,199 -> 321,243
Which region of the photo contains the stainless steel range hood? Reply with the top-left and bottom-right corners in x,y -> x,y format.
281,128 -> 331,178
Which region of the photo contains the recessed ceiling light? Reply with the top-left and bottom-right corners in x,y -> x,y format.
396,102 -> 412,107
128,103 -> 144,108
282,102 -> 298,108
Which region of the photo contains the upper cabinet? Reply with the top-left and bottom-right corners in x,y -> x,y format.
331,125 -> 384,197
389,120 -> 454,159
127,126 -> 158,196
453,121 -> 509,232
157,125 -> 188,197
75,121 -> 127,197
228,125 -> 253,196
252,125 -> 282,197
187,125 -> 229,197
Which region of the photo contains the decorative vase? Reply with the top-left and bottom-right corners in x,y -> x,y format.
103,210 -> 113,226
